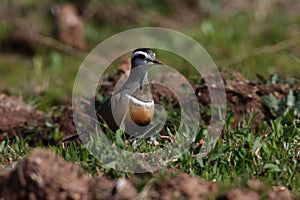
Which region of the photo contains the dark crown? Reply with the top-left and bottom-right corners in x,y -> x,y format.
133,48 -> 153,54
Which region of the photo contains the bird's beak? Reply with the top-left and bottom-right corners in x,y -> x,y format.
152,59 -> 163,65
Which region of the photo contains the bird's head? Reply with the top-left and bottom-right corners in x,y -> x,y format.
131,48 -> 162,68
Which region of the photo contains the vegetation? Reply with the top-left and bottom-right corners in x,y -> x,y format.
0,0 -> 299,198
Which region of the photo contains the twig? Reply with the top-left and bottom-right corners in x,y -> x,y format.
7,145 -> 21,159
217,35 -> 300,68
34,34 -> 88,58
33,33 -> 103,64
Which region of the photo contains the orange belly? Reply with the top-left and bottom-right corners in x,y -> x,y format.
128,104 -> 154,126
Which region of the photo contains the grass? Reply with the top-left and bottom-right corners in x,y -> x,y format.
1,117 -> 299,197
0,80 -> 299,197
1,1 -> 299,101
0,52 -> 81,111
0,0 -> 300,198
1,100 -> 299,197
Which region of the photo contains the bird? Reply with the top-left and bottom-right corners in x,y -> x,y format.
63,48 -> 163,143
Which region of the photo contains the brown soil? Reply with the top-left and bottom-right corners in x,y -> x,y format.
217,188 -> 260,200
0,148 -> 137,200
0,149 -> 292,200
144,173 -> 218,200
0,1 -> 299,199
0,70 -> 297,199
96,69 -> 297,132
54,4 -> 86,50
53,105 -> 77,137
196,70 -> 299,130
1,69 -> 296,141
0,94 -> 50,145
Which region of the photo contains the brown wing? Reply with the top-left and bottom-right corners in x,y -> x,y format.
97,92 -> 129,132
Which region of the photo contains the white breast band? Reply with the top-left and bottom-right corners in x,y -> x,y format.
125,94 -> 154,108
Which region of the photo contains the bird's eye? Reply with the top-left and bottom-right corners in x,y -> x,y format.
137,54 -> 146,59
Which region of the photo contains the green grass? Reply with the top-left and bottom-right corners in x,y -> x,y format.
1,1 -> 299,101
0,0 -> 300,198
189,10 -> 300,79
1,108 -> 299,197
1,88 -> 299,196
0,52 -> 82,111
1,75 -> 299,197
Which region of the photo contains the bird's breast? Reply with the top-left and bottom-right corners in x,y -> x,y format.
128,101 -> 154,126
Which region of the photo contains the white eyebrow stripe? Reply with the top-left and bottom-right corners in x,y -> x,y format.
131,51 -> 149,59
125,94 -> 154,108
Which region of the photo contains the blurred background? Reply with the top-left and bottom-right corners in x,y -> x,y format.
0,0 -> 299,110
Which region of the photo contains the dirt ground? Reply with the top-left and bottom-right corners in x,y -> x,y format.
1,0 -> 299,199
0,70 -> 297,199
0,94 -> 50,145
1,70 -> 296,141
0,148 -> 292,200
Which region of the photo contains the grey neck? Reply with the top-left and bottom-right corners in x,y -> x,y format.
126,66 -> 149,88
119,66 -> 152,101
